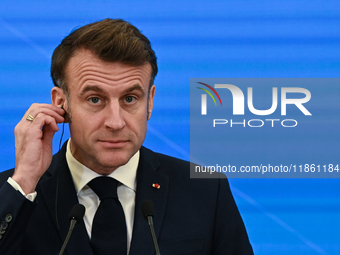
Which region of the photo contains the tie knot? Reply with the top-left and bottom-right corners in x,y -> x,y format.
88,176 -> 118,200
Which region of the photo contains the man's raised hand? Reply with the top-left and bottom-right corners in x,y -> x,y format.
12,104 -> 65,194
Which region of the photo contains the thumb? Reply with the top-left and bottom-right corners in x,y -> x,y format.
41,122 -> 59,145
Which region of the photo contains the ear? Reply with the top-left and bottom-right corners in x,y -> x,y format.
51,87 -> 69,122
147,85 -> 155,120
51,86 -> 66,107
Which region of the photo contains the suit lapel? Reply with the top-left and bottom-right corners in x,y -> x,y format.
129,147 -> 169,255
39,143 -> 93,255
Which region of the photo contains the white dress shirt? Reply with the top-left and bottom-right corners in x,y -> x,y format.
66,140 -> 138,254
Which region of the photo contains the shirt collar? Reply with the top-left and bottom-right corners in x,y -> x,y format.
66,139 -> 139,195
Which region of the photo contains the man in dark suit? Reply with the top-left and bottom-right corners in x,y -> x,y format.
0,19 -> 253,254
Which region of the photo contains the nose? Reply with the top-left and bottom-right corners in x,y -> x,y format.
104,100 -> 126,130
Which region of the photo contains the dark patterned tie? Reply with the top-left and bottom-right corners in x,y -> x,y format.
88,176 -> 127,255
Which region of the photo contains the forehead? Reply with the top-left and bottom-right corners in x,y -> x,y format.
64,49 -> 152,92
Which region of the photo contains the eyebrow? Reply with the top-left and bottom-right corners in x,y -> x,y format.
79,84 -> 145,96
80,85 -> 105,96
123,84 -> 145,95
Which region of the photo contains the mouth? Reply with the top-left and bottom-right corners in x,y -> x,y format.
98,139 -> 129,148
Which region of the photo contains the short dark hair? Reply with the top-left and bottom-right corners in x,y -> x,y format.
51,18 -> 158,95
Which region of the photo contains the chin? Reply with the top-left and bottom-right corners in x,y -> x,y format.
99,155 -> 131,169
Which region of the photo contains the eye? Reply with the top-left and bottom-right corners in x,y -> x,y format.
125,96 -> 135,103
89,97 -> 101,104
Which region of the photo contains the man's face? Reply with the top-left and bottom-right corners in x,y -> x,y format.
63,49 -> 155,175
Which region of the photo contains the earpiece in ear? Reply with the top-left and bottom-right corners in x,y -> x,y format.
61,105 -> 67,114
61,105 -> 68,121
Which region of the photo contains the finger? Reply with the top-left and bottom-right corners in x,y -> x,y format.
15,110 -> 61,142
42,121 -> 59,144
26,104 -> 65,121
23,109 -> 65,124
23,103 -> 64,116
32,108 -> 65,123
22,103 -> 65,122
32,114 -> 60,134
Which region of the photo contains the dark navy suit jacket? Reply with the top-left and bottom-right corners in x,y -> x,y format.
0,142 -> 253,254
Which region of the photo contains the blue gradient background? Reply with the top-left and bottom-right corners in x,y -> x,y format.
0,1 -> 339,254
